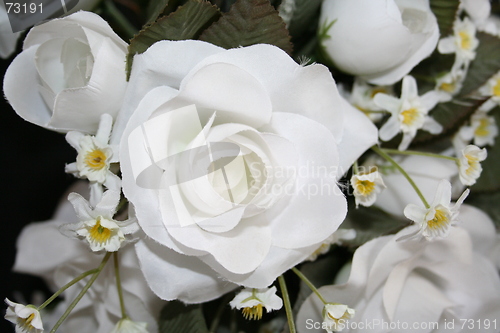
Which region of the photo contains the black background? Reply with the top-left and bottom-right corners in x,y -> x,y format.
0,42 -> 76,331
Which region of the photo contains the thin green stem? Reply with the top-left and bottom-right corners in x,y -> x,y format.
50,253 -> 112,333
363,110 -> 390,114
353,160 -> 359,174
104,0 -> 138,39
114,252 -> 127,319
291,267 -> 327,304
37,268 -> 98,310
278,275 -> 296,333
380,148 -> 458,162
372,145 -> 430,209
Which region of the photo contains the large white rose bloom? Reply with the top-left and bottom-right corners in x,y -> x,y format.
13,183 -> 162,333
118,40 -> 378,303
297,204 -> 500,333
3,11 -> 128,134
319,0 -> 439,85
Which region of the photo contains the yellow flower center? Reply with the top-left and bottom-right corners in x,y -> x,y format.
440,81 -> 455,93
84,149 -> 107,170
355,179 -> 375,196
370,87 -> 387,98
474,118 -> 491,138
465,154 -> 480,175
89,218 -> 112,244
459,30 -> 471,50
427,208 -> 449,230
400,108 -> 419,125
18,312 -> 36,331
493,78 -> 500,97
242,304 -> 263,320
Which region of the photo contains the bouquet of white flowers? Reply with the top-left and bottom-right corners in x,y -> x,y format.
2,0 -> 500,332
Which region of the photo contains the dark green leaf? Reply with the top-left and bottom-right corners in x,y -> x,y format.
467,190 -> 500,229
127,0 -> 221,78
146,0 -> 186,25
411,52 -> 456,94
460,32 -> 500,96
341,206 -> 409,248
199,0 -> 293,54
159,301 -> 209,333
412,97 -> 488,144
430,0 -> 460,37
472,106 -> 500,192
279,0 -> 322,39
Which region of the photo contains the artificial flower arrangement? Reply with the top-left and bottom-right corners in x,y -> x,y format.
2,0 -> 500,332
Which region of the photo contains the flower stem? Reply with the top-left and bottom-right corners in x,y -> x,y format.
104,0 -> 137,39
380,148 -> 458,162
209,293 -> 232,333
50,252 -> 112,333
278,275 -> 296,333
372,145 -> 430,209
291,267 -> 327,304
114,252 -> 127,319
37,269 -> 99,311
353,160 -> 359,174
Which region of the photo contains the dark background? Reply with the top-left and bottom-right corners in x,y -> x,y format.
0,45 -> 76,331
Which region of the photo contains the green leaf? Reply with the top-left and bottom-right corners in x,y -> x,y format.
460,32 -> 500,96
412,97 -> 488,144
467,190 -> 500,229
472,106 -> 500,192
146,0 -> 186,25
199,0 -> 293,54
159,301 -> 209,333
127,0 -> 221,78
429,0 -> 460,37
341,206 -> 409,248
279,0 -> 322,39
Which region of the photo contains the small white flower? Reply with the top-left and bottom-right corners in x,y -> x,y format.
349,79 -> 393,122
454,110 -> 498,150
110,317 -> 148,333
458,145 -> 488,186
65,113 -> 120,188
438,17 -> 479,66
435,67 -> 466,102
63,190 -> 139,252
4,298 -> 43,333
307,229 -> 356,261
403,180 -> 469,241
470,110 -> 498,146
374,75 -> 442,150
229,287 -> 283,320
322,303 -> 355,333
479,71 -> 500,104
351,168 -> 386,207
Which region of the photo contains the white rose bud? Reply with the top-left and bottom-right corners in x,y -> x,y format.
4,11 -> 128,134
319,0 -> 439,85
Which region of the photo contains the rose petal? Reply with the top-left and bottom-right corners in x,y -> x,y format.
135,239 -> 237,303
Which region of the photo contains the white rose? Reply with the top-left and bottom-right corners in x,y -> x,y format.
3,11 -> 128,134
13,182 -> 162,333
118,40 -> 378,303
319,0 -> 439,85
297,205 -> 500,333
